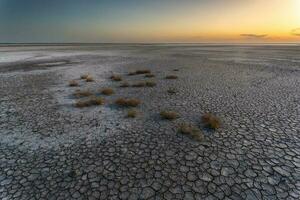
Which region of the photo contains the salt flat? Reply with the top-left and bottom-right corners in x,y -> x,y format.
0,44 -> 299,199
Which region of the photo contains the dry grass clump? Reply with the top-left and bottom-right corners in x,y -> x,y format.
80,74 -> 89,79
132,81 -> 156,87
85,76 -> 94,82
132,82 -> 146,87
126,109 -> 138,118
110,75 -> 122,81
160,111 -> 179,120
101,88 -> 114,95
144,74 -> 155,78
69,80 -> 79,87
165,75 -> 178,79
145,81 -> 156,87
75,97 -> 105,108
73,90 -> 93,98
115,98 -> 141,107
167,88 -> 177,94
128,69 -> 151,75
202,113 -> 221,129
178,123 -> 204,141
120,82 -> 130,87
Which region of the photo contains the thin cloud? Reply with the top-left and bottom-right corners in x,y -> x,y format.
291,28 -> 300,36
240,34 -> 268,38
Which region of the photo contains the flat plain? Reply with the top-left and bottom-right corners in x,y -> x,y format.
0,44 -> 299,199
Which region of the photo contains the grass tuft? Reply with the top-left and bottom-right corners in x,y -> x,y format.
75,97 -> 105,108
160,111 -> 179,120
73,90 -> 93,98
178,123 -> 204,141
128,69 -> 151,75
69,80 -> 79,87
201,113 -> 221,129
115,98 -> 141,107
85,76 -> 94,82
145,81 -> 156,87
80,74 -> 89,79
110,75 -> 122,81
165,75 -> 178,79
126,109 -> 138,118
101,88 -> 114,95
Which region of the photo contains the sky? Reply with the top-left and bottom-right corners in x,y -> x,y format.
0,0 -> 300,43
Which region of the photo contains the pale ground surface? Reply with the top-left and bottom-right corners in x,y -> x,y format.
0,44 -> 300,199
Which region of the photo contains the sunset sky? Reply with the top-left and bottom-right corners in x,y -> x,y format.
0,0 -> 299,43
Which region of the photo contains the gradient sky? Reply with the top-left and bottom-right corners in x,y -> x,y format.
0,0 -> 300,43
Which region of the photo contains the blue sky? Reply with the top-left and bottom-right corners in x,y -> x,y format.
0,0 -> 299,43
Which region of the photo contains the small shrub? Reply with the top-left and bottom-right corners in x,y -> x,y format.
85,76 -> 94,82
136,69 -> 151,74
115,98 -> 141,107
202,113 -> 221,129
165,75 -> 178,79
74,97 -> 105,108
145,74 -> 155,78
145,81 -> 156,87
173,69 -> 179,71
80,74 -> 89,79
101,88 -> 114,95
89,97 -> 105,105
73,90 -> 93,98
128,69 -> 151,75
110,75 -> 122,81
160,111 -> 179,120
120,82 -> 130,87
69,80 -> 79,87
127,109 -> 138,118
178,123 -> 204,141
75,100 -> 90,108
167,88 -> 177,94
132,82 -> 146,87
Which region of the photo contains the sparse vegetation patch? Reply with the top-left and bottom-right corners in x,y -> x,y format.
145,74 -> 155,78
80,74 -> 89,79
101,88 -> 114,95
160,111 -> 179,120
85,76 -> 94,82
165,75 -> 178,79
127,109 -> 138,118
110,75 -> 122,81
73,90 -> 93,98
75,97 -> 105,108
69,80 -> 79,87
145,81 -> 156,87
178,123 -> 204,141
115,98 -> 141,107
201,113 -> 221,129
128,69 -> 151,75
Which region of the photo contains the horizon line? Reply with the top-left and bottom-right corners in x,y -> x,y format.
0,42 -> 299,46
